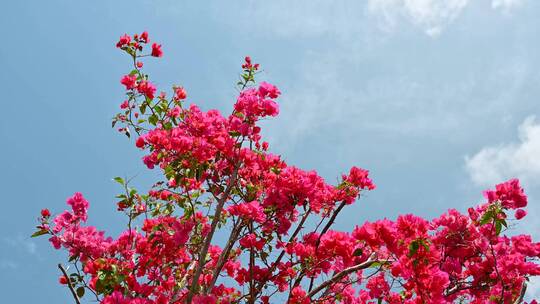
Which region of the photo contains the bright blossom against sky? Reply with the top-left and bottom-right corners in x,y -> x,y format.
1,0 -> 539,302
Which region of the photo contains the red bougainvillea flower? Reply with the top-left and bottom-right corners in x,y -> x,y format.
34,32 -> 540,304
151,43 -> 163,57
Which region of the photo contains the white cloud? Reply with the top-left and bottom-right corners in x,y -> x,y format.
528,276 -> 540,300
465,116 -> 540,300
367,0 -> 527,36
367,0 -> 469,37
204,0 -> 529,43
465,116 -> 540,187
492,0 -> 525,12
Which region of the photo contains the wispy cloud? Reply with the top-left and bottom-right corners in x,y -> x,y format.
465,116 -> 540,187
492,0 -> 525,12
1,235 -> 38,256
209,1 -> 368,41
367,0 -> 469,37
367,0 -> 527,36
264,51 -> 531,156
0,260 -> 18,270
208,0 -> 528,44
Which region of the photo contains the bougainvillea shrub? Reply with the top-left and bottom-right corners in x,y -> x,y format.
34,32 -> 540,304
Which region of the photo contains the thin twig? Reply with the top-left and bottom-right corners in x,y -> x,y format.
58,263 -> 81,304
252,208 -> 312,295
307,254 -> 378,299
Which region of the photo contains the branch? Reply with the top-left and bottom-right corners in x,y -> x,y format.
205,221 -> 243,292
307,254 -> 378,299
514,282 -> 527,304
58,263 -> 81,304
252,208 -> 312,295
186,168 -> 239,304
317,201 -> 346,239
248,222 -> 256,304
304,201 -> 346,292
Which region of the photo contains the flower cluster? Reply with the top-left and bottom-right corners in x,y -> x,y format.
34,32 -> 540,304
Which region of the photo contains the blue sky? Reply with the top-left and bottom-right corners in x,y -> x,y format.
1,0 -> 540,302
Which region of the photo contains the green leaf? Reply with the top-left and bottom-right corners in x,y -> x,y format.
421,240 -> 430,252
31,230 -> 48,238
98,272 -> 106,281
409,240 -> 420,256
154,105 -> 163,115
113,177 -> 125,185
148,114 -> 158,126
228,131 -> 241,137
495,221 -> 503,235
270,167 -> 281,175
95,278 -> 104,292
479,210 -> 493,225
76,287 -> 85,298
353,248 -> 363,256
